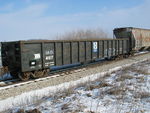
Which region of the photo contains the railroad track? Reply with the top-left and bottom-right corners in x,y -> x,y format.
0,51 -> 149,90
0,68 -> 87,90
0,57 -> 114,89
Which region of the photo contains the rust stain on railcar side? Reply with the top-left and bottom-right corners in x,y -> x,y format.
114,27 -> 150,51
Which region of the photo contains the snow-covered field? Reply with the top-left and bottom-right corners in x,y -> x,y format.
1,60 -> 150,113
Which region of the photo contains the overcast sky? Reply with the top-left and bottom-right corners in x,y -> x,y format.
0,0 -> 150,41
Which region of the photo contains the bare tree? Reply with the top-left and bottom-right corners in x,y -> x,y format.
58,28 -> 109,40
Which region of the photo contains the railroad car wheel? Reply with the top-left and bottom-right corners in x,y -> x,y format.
31,69 -> 50,79
44,69 -> 50,76
32,70 -> 44,78
30,72 -> 37,79
18,72 -> 30,81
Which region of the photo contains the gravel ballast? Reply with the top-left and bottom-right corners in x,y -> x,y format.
0,53 -> 150,100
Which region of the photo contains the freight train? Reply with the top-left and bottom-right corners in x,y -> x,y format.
0,27 -> 150,81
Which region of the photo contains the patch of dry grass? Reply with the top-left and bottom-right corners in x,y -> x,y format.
15,108 -> 41,113
134,91 -> 150,99
136,76 -> 145,82
106,87 -> 126,95
85,81 -> 112,91
116,74 -> 133,82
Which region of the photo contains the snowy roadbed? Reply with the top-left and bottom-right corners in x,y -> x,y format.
0,53 -> 149,112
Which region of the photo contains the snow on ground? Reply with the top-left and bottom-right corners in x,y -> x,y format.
24,60 -> 149,113
134,51 -> 149,55
0,59 -> 150,113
